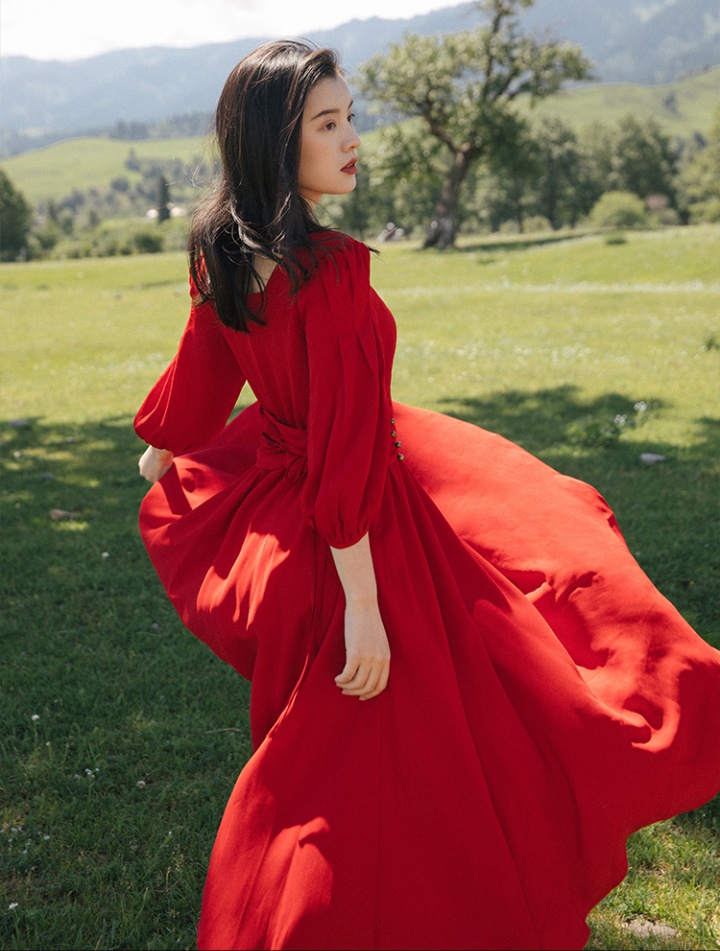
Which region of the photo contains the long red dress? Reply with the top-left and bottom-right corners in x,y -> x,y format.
135,232 -> 720,951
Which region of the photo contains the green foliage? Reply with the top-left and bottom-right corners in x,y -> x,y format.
36,217 -> 187,260
131,228 -> 166,254
358,24 -> 590,156
356,0 -> 592,246
567,401 -> 648,448
576,114 -> 680,216
525,118 -> 585,228
468,158 -> 535,233
679,105 -> 720,222
689,200 -> 720,224
590,190 -> 648,229
0,169 -> 33,261
606,114 -> 678,205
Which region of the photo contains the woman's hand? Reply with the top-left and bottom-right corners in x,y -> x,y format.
331,534 -> 390,701
335,597 -> 390,701
138,445 -> 174,483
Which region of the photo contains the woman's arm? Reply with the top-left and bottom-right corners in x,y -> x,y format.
331,534 -> 390,701
134,282 -> 246,457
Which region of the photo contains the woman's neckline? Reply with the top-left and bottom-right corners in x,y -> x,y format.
245,230 -> 344,298
247,258 -> 280,298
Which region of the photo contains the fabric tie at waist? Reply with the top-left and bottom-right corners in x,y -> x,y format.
255,408 -> 308,484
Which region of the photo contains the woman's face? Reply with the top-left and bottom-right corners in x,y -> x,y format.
297,74 -> 360,208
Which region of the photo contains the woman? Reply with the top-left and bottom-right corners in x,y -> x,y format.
135,40 -> 720,951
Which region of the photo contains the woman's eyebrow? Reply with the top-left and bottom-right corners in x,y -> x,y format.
309,100 -> 353,122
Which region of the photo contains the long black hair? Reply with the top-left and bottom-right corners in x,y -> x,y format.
188,40 -> 341,332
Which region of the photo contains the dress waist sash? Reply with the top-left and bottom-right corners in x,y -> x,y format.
254,406 -> 400,484
255,408 -> 308,484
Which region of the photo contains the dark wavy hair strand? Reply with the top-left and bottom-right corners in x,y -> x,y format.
188,40 -> 341,331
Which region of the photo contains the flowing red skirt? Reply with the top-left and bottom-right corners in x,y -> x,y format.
138,402 -> 720,950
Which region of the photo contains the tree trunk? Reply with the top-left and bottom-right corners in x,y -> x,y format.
423,149 -> 474,250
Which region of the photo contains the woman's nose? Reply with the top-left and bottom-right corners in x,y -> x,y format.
346,126 -> 361,150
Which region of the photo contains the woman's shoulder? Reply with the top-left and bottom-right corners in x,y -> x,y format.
307,229 -> 371,281
297,231 -> 372,329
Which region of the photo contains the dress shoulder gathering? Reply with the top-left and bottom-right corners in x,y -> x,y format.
135,231 -> 720,951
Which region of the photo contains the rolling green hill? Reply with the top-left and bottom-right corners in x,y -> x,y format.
0,136 -> 210,205
529,66 -> 720,140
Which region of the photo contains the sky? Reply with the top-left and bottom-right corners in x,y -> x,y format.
0,0 -> 463,61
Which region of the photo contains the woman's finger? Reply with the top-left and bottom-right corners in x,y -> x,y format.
360,663 -> 390,700
338,660 -> 389,699
341,668 -> 377,696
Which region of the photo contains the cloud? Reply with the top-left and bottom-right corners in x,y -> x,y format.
1,0 -> 461,60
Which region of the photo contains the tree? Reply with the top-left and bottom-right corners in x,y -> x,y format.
528,118 -> 590,229
589,191 -> 647,230
0,169 -> 33,261
678,105 -> 720,222
365,119 -> 447,235
468,124 -> 541,232
357,0 -> 592,248
606,115 -> 678,207
157,174 -> 171,224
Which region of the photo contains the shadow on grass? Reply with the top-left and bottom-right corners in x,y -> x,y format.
1,414 -> 251,950
430,230 -> 591,257
0,410 -> 254,763
1,414 -> 158,620
438,383 -> 666,455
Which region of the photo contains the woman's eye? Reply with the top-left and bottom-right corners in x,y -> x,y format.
348,113 -> 356,123
324,121 -> 336,131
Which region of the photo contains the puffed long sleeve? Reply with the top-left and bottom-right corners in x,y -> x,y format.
134,279 -> 246,454
302,240 -> 396,548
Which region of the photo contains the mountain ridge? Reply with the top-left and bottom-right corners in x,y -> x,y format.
1,0 -> 717,152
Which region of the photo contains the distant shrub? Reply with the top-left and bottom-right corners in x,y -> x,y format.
688,199 -> 720,223
132,229 -> 164,254
590,191 -> 648,229
604,231 -> 627,245
27,222 -> 62,258
649,207 -> 681,227
645,193 -> 681,227
523,216 -> 552,233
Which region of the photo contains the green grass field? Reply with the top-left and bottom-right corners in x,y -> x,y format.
1,226 -> 719,949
